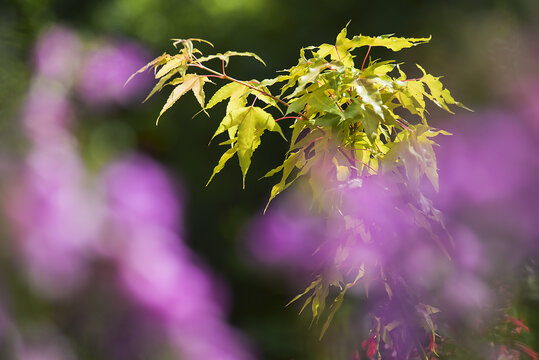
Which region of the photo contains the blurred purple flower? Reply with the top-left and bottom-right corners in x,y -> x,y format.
435,110 -> 539,261
78,42 -> 153,107
101,154 -> 254,360
4,141 -> 103,298
442,273 -> 491,312
436,111 -> 536,208
114,226 -> 221,323
101,154 -> 182,231
22,84 -> 72,143
34,26 -> 81,82
6,26 -> 256,359
170,322 -> 255,360
246,200 -> 325,273
17,329 -> 76,360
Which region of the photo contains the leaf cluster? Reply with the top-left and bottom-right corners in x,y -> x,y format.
130,26 -> 468,348
130,28 -> 465,203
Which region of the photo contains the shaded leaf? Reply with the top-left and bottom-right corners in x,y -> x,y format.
320,291 -> 345,339
286,276 -> 323,307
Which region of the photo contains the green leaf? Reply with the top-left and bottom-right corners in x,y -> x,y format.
253,84 -> 282,112
171,38 -> 213,58
382,125 -> 448,191
197,51 -> 266,66
157,75 -> 209,124
286,276 -> 323,307
289,119 -> 310,150
265,151 -> 304,211
287,61 -> 328,98
125,53 -> 168,86
311,283 -> 329,325
354,81 -> 384,117
155,56 -> 187,79
211,106 -> 246,142
417,65 -> 470,112
317,25 -> 356,66
287,89 -> 342,117
206,82 -> 251,112
195,77 -> 211,108
395,80 -> 426,119
350,34 -> 431,52
314,114 -> 341,127
344,100 -> 381,143
361,61 -> 396,78
320,291 -> 345,339
143,69 -> 177,103
206,144 -> 238,186
210,106 -> 284,187
218,137 -> 237,146
236,107 -> 285,188
261,163 -> 285,179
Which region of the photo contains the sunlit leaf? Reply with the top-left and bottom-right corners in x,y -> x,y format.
206,82 -> 251,113
197,51 -> 266,66
351,34 -> 431,51
125,53 -> 168,86
157,75 -> 208,124
155,56 -> 186,79
206,144 -> 238,186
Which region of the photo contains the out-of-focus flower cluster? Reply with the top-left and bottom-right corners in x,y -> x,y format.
1,26 -> 254,360
247,81 -> 539,359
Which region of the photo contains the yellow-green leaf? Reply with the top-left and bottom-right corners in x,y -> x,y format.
157,75 -> 207,124
351,34 -> 431,52
197,51 -> 266,66
206,144 -> 238,186
125,53 -> 168,86
236,107 -> 285,187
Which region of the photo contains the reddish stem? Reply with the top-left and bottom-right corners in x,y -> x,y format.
275,116 -> 302,122
361,46 -> 371,71
339,147 -> 378,174
395,118 -> 413,132
301,136 -> 324,151
334,45 -> 342,61
251,95 -> 259,107
204,74 -> 224,79
189,62 -> 291,109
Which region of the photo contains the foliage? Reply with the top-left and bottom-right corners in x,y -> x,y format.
131,25 -> 536,359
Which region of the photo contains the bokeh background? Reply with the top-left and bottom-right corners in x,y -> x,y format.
0,0 -> 538,359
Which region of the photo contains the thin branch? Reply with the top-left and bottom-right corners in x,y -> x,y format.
275,116 -> 302,122
334,45 -> 342,61
189,62 -> 291,109
338,147 -> 377,174
395,118 -> 414,132
361,46 -> 371,71
251,94 -> 259,107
